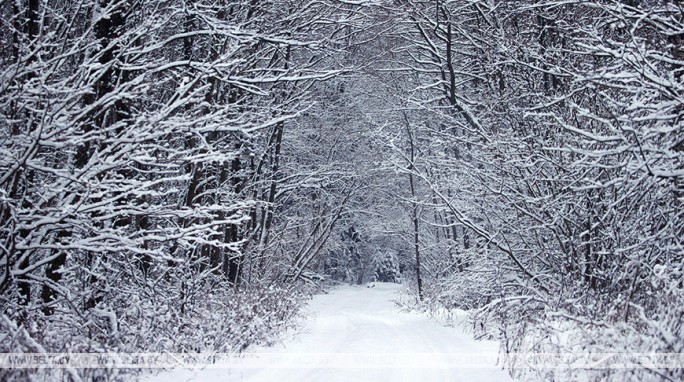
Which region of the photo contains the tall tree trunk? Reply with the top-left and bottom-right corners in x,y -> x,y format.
11,0 -> 42,321
80,0 -> 127,311
406,122 -> 423,301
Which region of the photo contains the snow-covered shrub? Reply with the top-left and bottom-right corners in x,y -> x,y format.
0,281 -> 305,382
373,252 -> 401,283
470,264 -> 684,382
412,248 -> 683,382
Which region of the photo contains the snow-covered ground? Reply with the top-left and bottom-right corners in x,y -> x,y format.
146,283 -> 513,381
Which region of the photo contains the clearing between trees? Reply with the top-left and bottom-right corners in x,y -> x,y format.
146,283 -> 513,382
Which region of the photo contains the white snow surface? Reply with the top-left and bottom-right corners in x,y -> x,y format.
146,282 -> 514,381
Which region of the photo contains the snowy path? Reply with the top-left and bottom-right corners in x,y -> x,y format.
146,283 -> 513,382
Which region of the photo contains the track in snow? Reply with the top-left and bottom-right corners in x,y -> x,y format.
146,283 -> 513,382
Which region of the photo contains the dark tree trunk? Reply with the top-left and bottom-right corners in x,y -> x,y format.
405,122 -> 423,301
12,0 -> 42,321
80,0 -> 128,311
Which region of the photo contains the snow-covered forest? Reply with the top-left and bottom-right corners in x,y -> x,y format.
1,0 -> 682,381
